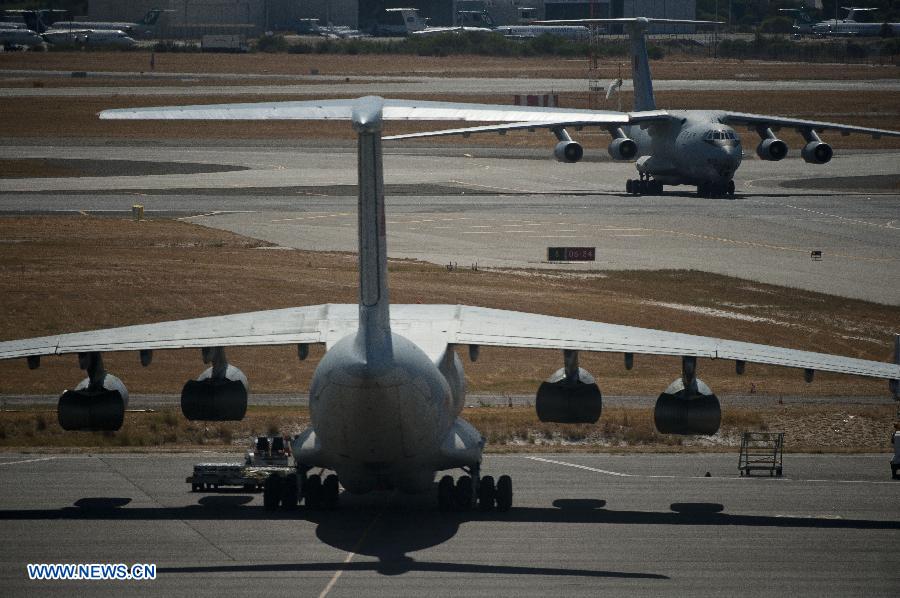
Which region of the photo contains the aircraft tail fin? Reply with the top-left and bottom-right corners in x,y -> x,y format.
141,10 -> 162,25
352,97 -> 393,363
626,20 -> 656,112
534,17 -> 721,112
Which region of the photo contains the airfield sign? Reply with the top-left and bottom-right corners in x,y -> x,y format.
547,247 -> 596,262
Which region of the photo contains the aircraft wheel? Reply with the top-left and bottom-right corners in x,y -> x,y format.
496,475 -> 513,512
281,473 -> 299,510
727,180 -> 735,196
323,474 -> 340,509
438,475 -> 454,511
304,473 -> 322,509
625,179 -> 633,194
263,474 -> 282,511
478,475 -> 496,512
455,475 -> 474,511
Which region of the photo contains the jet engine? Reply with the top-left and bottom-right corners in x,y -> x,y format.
755,138 -> 788,161
554,140 -> 584,163
607,137 -> 638,161
801,141 -> 833,164
57,352 -> 128,431
535,350 -> 602,424
653,357 -> 721,435
181,347 -> 248,421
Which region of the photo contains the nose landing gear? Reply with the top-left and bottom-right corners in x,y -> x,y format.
697,180 -> 736,198
626,175 -> 663,196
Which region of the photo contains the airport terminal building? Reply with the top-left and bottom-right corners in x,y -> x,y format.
87,0 -> 695,35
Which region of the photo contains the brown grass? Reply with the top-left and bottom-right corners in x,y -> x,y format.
0,215 -> 897,399
0,404 -> 893,453
1,51 -> 897,80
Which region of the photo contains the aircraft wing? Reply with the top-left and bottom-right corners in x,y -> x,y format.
3,304 -> 897,383
0,305 -> 355,360
719,112 -> 900,139
443,306 -> 899,380
382,111 -> 671,141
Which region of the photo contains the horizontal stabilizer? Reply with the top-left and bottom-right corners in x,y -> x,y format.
100,98 -> 633,124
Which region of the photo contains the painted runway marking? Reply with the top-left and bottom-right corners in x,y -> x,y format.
318,512 -> 382,598
527,457 -> 898,485
784,203 -> 897,231
0,457 -> 54,466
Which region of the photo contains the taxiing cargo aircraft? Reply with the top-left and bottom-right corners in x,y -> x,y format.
0,95 -> 898,512
385,17 -> 900,197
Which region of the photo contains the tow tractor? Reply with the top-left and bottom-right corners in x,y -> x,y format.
186,436 -> 294,492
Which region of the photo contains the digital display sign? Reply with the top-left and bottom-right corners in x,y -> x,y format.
547,247 -> 596,262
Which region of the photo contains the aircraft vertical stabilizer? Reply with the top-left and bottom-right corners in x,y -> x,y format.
627,19 -> 657,112
351,97 -> 393,365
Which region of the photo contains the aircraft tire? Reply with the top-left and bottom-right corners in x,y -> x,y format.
455,475 -> 474,511
626,179 -> 633,194
496,475 -> 513,512
478,475 -> 496,512
438,475 -> 454,511
323,474 -> 340,509
727,180 -> 735,196
304,474 -> 322,509
281,473 -> 299,510
263,474 -> 282,511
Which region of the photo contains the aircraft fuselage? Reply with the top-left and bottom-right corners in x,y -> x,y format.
627,110 -> 743,187
303,329 -> 468,495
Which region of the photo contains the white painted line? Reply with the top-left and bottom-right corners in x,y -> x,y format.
0,457 -> 55,466
318,512 -> 381,598
527,456 -> 635,477
526,456 -> 898,485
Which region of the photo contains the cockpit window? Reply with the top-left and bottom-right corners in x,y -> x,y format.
705,130 -> 740,142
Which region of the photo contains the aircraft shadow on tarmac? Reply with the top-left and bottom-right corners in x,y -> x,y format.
3,492 -> 898,580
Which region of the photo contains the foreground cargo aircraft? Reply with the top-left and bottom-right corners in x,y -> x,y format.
0,96 -> 898,513
385,17 -> 900,197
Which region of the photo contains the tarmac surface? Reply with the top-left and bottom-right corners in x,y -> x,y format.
3,69 -> 900,96
1,143 -> 898,304
0,451 -> 897,597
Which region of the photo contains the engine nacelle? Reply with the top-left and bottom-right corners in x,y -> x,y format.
536,367 -> 602,424
554,140 -> 584,163
756,138 -> 788,161
58,374 -> 128,431
653,377 -> 721,435
801,141 -> 833,164
181,364 -> 248,421
607,137 -> 638,161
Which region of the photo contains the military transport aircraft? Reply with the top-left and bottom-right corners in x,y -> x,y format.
384,17 -> 900,197
0,96 -> 898,513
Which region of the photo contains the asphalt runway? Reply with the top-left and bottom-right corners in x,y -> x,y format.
1,143 -> 898,304
2,70 -> 899,97
0,451 -> 896,596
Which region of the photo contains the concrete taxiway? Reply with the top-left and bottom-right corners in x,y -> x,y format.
1,143 -> 898,304
0,451 -> 896,597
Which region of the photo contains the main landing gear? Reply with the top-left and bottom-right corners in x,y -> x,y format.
697,180 -> 735,198
437,463 -> 512,512
626,176 -> 663,196
263,467 -> 340,511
